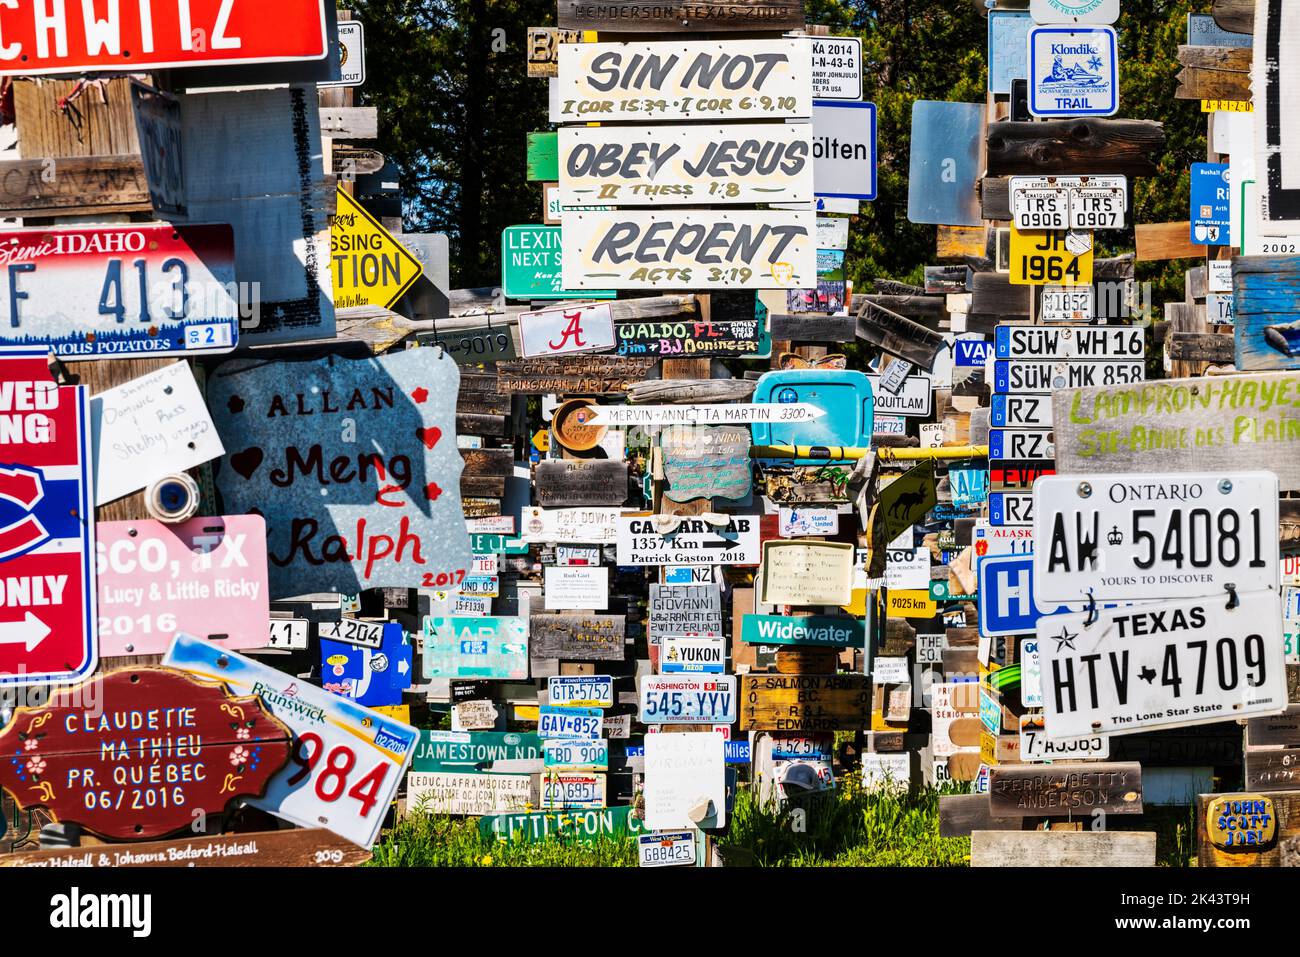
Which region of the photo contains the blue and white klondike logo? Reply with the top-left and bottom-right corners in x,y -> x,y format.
1027,26 -> 1118,117
1029,0 -> 1119,24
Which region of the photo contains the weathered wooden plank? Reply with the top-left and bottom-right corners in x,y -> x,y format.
529,614 -> 626,660
936,225 -> 991,260
986,119 -> 1165,177
1213,0 -> 1254,34
1055,371 -> 1300,491
527,27 -> 582,77
0,154 -> 153,218
1105,723 -> 1243,767
557,0 -> 804,31
1233,256 -> 1300,372
970,272 -> 1032,321
1177,45 -> 1252,72
319,107 -> 379,139
1246,707 -> 1300,749
1176,66 -> 1253,101
988,763 -> 1144,818
971,830 -> 1157,867
1135,222 -> 1204,261
1197,791 -> 1300,866
461,448 -> 514,477
1168,332 -> 1235,363
1245,751 -> 1300,791
0,828 -> 371,868
739,674 -> 871,732
535,460 -> 629,507
852,294 -> 948,324
497,356 -> 658,394
460,474 -> 506,497
939,794 -> 1022,838
13,77 -> 140,158
980,176 -> 1011,222
626,378 -> 754,404
855,300 -> 947,370
769,314 -> 858,341
457,413 -> 508,436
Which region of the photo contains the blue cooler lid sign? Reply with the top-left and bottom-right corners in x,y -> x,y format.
1027,26 -> 1117,117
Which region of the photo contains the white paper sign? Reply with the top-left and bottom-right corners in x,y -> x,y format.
644,732 -> 726,830
521,506 -> 624,544
92,361 -> 225,505
544,566 -> 610,610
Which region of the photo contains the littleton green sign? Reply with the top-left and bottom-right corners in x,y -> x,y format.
740,614 -> 865,648
412,731 -> 542,772
479,805 -> 645,843
500,225 -> 614,300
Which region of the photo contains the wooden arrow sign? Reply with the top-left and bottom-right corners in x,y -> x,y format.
0,668 -> 292,841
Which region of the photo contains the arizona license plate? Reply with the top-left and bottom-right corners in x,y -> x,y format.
1034,472 -> 1279,603
1037,591 -> 1287,739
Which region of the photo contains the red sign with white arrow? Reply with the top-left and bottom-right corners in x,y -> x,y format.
0,347 -> 96,687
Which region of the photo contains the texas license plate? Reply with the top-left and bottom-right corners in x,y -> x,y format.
1034,472 -> 1279,603
1037,591 -> 1287,739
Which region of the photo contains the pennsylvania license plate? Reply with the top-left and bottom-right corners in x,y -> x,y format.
1037,591 -> 1288,739
547,675 -> 614,708
1034,472 -> 1279,603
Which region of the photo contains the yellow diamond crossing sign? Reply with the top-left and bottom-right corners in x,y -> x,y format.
331,187 -> 423,309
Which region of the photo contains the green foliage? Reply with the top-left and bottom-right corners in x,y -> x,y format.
370,808 -> 637,866
718,778 -> 972,866
350,0 -> 552,288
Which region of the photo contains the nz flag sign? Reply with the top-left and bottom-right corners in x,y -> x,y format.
0,346 -> 96,687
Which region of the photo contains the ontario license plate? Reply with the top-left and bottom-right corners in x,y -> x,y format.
1033,472 -> 1279,603
1037,591 -> 1287,739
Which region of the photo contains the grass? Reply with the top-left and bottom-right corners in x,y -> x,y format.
370,779 -> 1201,867
370,779 -> 971,867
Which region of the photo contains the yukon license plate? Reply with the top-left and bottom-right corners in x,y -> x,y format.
1037,591 -> 1287,739
1034,472 -> 1279,603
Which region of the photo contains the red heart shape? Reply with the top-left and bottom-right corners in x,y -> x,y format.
230,447 -> 264,480
417,426 -> 442,450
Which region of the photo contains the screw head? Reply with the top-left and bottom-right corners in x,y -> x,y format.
1219,479 -> 1233,494
1078,482 -> 1092,498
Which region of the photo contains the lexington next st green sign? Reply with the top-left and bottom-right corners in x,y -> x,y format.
740,614 -> 865,648
501,225 -> 614,300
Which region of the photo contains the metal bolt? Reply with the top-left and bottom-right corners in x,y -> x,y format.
1078,482 -> 1092,498
1219,479 -> 1233,494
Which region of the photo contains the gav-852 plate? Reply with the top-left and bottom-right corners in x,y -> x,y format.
1034,472 -> 1279,603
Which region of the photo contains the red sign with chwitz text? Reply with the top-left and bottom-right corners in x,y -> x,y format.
0,1 -> 329,77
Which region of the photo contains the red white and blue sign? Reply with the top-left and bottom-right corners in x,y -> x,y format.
0,346 -> 96,686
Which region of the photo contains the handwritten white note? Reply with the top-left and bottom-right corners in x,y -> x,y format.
91,362 -> 225,504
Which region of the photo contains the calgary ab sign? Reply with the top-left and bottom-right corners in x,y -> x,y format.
0,0 -> 330,76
